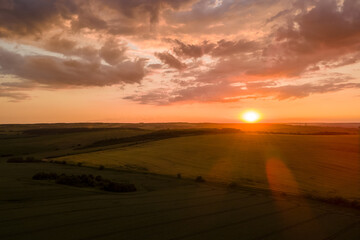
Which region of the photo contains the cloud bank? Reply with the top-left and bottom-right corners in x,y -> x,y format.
0,0 -> 359,102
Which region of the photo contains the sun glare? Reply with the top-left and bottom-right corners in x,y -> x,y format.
241,110 -> 261,123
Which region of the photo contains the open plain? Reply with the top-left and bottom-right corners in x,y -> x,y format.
0,123 -> 359,239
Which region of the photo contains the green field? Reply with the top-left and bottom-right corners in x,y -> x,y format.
56,132 -> 360,200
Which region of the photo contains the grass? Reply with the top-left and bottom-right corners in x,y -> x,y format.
23,127 -> 145,135
83,128 -> 242,148
0,123 -> 355,159
52,160 -> 67,165
0,127 -> 150,158
32,172 -> 136,192
55,133 -> 360,200
2,123 -> 359,209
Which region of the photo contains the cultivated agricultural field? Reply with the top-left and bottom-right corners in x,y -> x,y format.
1,122 -> 358,200
0,125 -> 149,158
56,132 -> 360,200
1,123 -> 360,239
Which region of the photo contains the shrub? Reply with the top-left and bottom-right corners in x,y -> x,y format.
80,174 -> 95,186
56,174 -> 95,187
55,175 -> 74,185
95,175 -> 103,181
195,176 -> 205,182
32,172 -> 136,192
7,156 -> 41,163
177,173 -> 182,179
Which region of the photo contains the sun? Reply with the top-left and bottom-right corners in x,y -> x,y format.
241,110 -> 261,123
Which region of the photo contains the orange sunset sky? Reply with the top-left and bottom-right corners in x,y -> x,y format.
0,0 -> 359,123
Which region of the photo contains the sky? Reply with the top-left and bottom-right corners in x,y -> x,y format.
0,0 -> 359,123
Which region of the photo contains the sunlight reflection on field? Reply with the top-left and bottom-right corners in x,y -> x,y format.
56,132 -> 360,200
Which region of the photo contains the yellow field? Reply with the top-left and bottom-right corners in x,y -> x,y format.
56,133 -> 360,200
